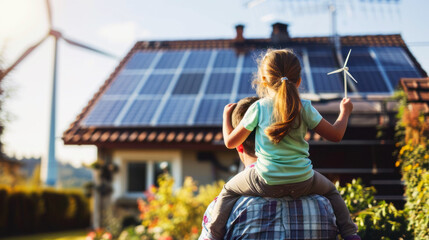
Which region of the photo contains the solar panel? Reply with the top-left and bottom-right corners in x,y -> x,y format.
155,51 -> 185,69
308,56 -> 337,68
243,51 -> 261,69
121,99 -> 161,125
373,47 -> 415,69
299,73 -> 310,93
386,70 -> 422,89
349,70 -> 389,92
205,73 -> 235,94
238,72 -> 256,94
184,50 -> 212,69
124,51 -> 157,69
194,98 -> 229,125
157,97 -> 195,125
139,74 -> 174,95
172,73 -> 205,95
343,49 -> 377,68
213,50 -> 238,68
83,44 -> 423,128
105,74 -> 143,95
84,100 -> 127,125
312,70 -> 343,93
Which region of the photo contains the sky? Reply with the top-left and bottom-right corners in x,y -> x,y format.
0,0 -> 428,168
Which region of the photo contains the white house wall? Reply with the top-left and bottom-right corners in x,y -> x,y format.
110,148 -> 239,202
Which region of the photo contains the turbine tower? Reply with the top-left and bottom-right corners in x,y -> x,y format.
0,0 -> 117,186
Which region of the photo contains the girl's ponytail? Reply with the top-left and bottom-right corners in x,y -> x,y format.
254,49 -> 302,144
265,78 -> 302,144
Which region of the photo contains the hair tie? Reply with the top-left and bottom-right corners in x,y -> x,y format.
281,77 -> 288,83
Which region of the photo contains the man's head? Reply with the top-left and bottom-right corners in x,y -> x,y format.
231,96 -> 259,157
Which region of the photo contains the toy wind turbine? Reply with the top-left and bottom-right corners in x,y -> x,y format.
327,49 -> 358,98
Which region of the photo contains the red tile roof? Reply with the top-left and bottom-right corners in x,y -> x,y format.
401,78 -> 429,114
63,126 -> 339,148
63,34 -> 426,146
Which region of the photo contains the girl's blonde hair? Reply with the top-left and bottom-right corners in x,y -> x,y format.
253,49 -> 302,144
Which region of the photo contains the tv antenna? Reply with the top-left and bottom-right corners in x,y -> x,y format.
244,0 -> 402,51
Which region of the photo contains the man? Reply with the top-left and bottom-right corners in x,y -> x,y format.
199,97 -> 339,240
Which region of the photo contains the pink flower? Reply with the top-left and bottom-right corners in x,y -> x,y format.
86,231 -> 96,240
102,232 -> 112,239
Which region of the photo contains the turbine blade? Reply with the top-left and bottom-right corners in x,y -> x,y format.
346,71 -> 358,83
343,49 -> 352,67
0,34 -> 49,80
46,0 -> 53,29
62,37 -> 118,59
246,0 -> 266,8
327,68 -> 344,75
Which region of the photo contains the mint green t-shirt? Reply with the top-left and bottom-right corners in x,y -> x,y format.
240,98 -> 323,185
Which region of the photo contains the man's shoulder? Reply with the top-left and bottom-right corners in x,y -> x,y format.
200,195 -> 339,240
231,194 -> 333,216
225,195 -> 338,239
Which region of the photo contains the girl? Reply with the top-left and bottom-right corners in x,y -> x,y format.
207,49 -> 360,240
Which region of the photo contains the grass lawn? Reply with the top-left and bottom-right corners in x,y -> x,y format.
2,229 -> 88,240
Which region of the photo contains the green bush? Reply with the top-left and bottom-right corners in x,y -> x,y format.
337,179 -> 411,239
0,186 -> 90,236
399,142 -> 429,239
134,174 -> 223,240
394,89 -> 429,239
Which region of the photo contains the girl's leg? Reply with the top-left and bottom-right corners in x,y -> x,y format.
302,171 -> 357,237
207,167 -> 266,240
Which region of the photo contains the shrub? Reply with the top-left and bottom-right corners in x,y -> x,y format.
398,141 -> 429,239
337,179 -> 411,239
394,89 -> 429,239
135,174 -> 223,240
0,186 -> 90,236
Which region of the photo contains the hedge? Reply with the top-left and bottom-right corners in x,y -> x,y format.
0,186 -> 90,237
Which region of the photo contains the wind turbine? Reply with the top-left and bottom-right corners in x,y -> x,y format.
0,0 -> 117,186
327,49 -> 358,98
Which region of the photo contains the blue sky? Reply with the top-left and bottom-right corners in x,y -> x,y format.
0,0 -> 428,167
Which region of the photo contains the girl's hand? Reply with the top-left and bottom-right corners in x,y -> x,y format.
223,103 -> 237,119
340,98 -> 353,115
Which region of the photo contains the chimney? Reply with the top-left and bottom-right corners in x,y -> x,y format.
235,24 -> 245,42
271,22 -> 290,43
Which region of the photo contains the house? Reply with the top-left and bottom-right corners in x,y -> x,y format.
63,23 -> 426,225
400,77 -> 429,135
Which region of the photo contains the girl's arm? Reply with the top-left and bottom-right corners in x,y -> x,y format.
223,103 -> 252,149
313,98 -> 353,142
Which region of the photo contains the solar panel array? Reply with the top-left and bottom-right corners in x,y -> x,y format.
83,46 -> 423,127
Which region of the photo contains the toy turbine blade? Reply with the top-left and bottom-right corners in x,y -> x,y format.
346,71 -> 358,83
343,49 -> 352,67
327,68 -> 344,75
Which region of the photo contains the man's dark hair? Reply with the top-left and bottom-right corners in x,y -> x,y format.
231,96 -> 259,157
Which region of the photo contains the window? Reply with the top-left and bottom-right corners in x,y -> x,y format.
114,150 -> 181,200
127,163 -> 147,192
126,161 -> 173,193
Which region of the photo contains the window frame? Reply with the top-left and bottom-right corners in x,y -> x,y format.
112,150 -> 182,200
